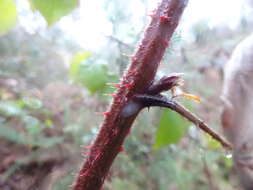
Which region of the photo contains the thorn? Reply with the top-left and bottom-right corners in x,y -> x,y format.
95,111 -> 110,116
148,13 -> 156,18
128,69 -> 137,73
163,40 -> 169,47
84,145 -> 93,150
107,82 -> 121,87
102,111 -> 110,116
160,15 -> 170,22
122,82 -> 134,88
79,171 -> 89,177
104,93 -> 117,97
122,53 -> 133,59
148,9 -> 156,17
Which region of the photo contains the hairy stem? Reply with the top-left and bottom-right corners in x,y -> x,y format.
73,0 -> 188,189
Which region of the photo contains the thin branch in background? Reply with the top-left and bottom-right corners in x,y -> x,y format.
106,35 -> 134,50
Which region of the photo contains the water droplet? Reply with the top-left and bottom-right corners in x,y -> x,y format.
226,153 -> 232,159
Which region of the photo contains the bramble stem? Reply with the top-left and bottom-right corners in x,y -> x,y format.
73,0 -> 188,189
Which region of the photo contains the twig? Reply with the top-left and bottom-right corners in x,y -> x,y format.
133,94 -> 232,150
172,101 -> 232,150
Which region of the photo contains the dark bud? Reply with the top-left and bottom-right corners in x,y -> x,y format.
147,74 -> 183,95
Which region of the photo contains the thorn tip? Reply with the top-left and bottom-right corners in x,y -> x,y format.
160,15 -> 170,22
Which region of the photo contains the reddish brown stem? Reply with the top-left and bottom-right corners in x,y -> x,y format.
73,0 -> 188,189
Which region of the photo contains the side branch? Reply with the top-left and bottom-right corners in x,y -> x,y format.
134,94 -> 233,149
172,101 -> 232,149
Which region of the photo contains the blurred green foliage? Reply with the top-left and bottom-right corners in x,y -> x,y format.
0,98 -> 63,148
0,0 -> 17,35
0,0 -> 78,36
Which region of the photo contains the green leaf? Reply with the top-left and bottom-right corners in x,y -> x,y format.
0,0 -> 17,35
79,60 -> 109,93
70,53 -> 111,93
154,109 -> 190,149
69,52 -> 92,78
29,0 -> 78,26
69,52 -> 119,94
